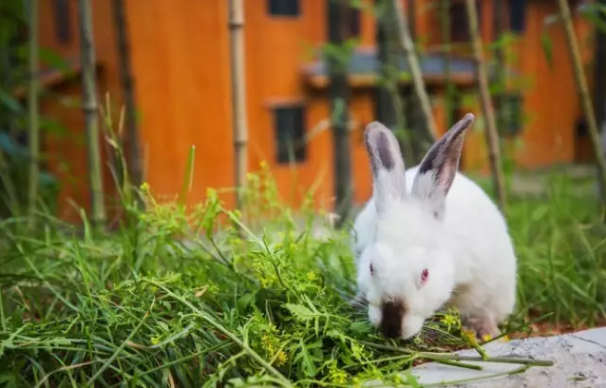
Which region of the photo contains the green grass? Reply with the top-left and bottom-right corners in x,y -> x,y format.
495,169 -> 606,326
0,164 -> 603,387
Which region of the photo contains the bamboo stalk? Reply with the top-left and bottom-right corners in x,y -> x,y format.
27,0 -> 39,225
228,0 -> 248,212
440,0 -> 454,130
392,0 -> 438,142
77,0 -> 106,229
558,0 -> 606,218
465,0 -> 507,210
112,0 -> 143,193
328,0 -> 353,228
492,0 -> 507,133
375,0 -> 415,166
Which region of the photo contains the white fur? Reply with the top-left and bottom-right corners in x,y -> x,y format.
352,119 -> 517,340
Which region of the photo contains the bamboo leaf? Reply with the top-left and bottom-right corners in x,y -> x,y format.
177,145 -> 196,207
540,31 -> 554,69
578,3 -> 606,33
39,117 -> 68,136
0,89 -> 23,113
38,47 -> 70,71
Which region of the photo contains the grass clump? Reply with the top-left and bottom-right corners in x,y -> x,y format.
0,166 -> 469,387
0,161 -> 603,386
502,171 -> 606,327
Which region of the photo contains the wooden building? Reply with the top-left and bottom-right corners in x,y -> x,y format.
33,0 -> 596,222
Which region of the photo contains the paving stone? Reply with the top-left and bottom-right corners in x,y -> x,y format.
408,328 -> 606,387
363,328 -> 606,387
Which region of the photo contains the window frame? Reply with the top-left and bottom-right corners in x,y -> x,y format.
498,92 -> 524,137
52,0 -> 72,45
267,0 -> 301,18
271,103 -> 308,165
449,0 -> 482,43
343,4 -> 362,39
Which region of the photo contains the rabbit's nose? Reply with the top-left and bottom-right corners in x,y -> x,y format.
379,299 -> 405,338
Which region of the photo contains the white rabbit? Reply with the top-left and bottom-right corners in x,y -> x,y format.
350,113 -> 517,340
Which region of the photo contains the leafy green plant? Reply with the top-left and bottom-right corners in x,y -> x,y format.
1,141 -> 587,386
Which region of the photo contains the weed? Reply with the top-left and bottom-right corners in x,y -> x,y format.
0,115 -> 601,386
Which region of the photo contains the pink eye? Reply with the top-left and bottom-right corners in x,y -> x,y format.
370,263 -> 374,276
421,269 -> 429,283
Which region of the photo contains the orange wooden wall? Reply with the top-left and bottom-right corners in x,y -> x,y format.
38,0 -> 121,224
124,0 -> 235,207
36,0 -> 596,221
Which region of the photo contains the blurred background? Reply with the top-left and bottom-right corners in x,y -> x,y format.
1,0 -> 606,228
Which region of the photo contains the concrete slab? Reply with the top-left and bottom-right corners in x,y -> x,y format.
404,328 -> 606,387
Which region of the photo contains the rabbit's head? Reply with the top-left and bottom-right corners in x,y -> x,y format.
357,114 -> 475,339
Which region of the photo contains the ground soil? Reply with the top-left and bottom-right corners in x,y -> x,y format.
509,317 -> 606,340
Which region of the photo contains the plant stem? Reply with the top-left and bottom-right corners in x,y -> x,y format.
78,0 -> 106,230
112,0 -> 143,193
27,0 -> 39,226
492,0 -> 507,132
87,300 -> 154,385
432,358 -> 483,370
327,0 -> 353,228
0,288 -> 6,331
358,341 -> 554,367
376,0 -> 415,166
557,0 -> 606,221
178,145 -> 196,207
228,0 -> 248,213
145,280 -> 292,387
465,0 -> 507,210
440,0 -> 454,130
392,0 -> 438,142
422,364 -> 530,388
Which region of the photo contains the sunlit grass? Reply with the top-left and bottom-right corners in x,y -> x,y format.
0,130 -> 604,386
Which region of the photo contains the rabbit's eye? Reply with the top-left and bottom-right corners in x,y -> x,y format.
370,263 -> 374,276
421,269 -> 429,283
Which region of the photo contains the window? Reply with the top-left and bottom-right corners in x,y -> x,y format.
273,105 -> 307,164
343,5 -> 361,39
52,0 -> 71,45
509,0 -> 525,33
498,93 -> 524,137
449,0 -> 482,42
268,0 -> 300,17
326,1 -> 361,40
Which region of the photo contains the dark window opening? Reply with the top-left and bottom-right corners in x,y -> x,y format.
575,117 -> 588,138
449,0 -> 482,43
273,105 -> 307,164
268,0 -> 300,17
498,93 -> 524,137
52,0 -> 72,45
343,5 -> 361,39
509,0 -> 525,33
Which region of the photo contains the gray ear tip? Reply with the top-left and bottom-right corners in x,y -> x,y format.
365,121 -> 389,134
364,121 -> 392,143
447,113 -> 475,137
461,113 -> 475,125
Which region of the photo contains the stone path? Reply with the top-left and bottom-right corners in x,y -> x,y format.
408,327 -> 606,387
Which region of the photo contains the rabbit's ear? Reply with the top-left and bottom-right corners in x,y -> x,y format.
411,113 -> 474,218
364,121 -> 408,214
